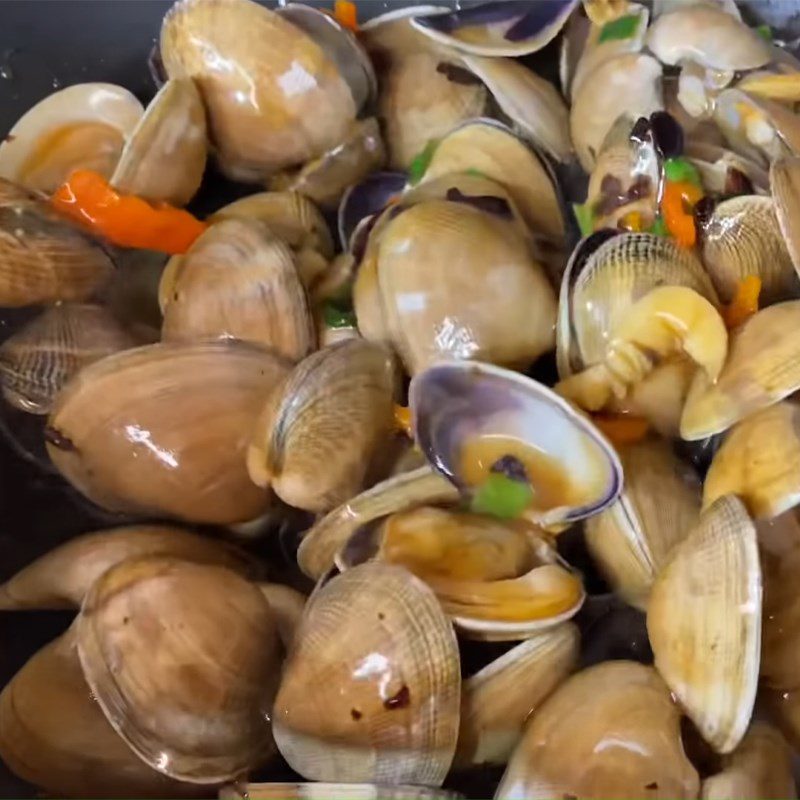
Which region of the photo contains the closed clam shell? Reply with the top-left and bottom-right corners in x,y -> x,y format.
247,339 -> 397,512
770,156 -> 800,277
366,197 -> 557,374
110,77 -> 207,207
701,722 -> 796,800
419,118 -> 563,240
46,341 -> 290,524
297,466 -> 459,580
495,661 -> 700,800
0,628 -> 196,799
77,556 -> 283,783
0,303 -> 136,415
646,496 -> 761,753
586,438 -> 701,610
703,402 -> 800,520
646,5 -> 770,71
258,584 -> 307,650
0,524 -> 253,610
273,562 -> 461,785
701,195 -> 799,305
680,301 -> 800,440
221,783 -> 459,800
160,0 -> 356,181
455,624 -> 578,769
560,232 -> 718,374
161,217 -> 314,360
0,178 -> 114,306
570,54 -> 663,172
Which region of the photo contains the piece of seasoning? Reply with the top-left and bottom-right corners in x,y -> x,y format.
723,275 -> 761,329
662,180 -> 703,248
755,23 -> 772,41
597,13 -> 640,44
573,202 -> 595,237
664,157 -> 701,187
322,302 -> 357,329
51,169 -> 207,254
407,139 -> 439,186
393,405 -> 413,437
592,413 -> 650,446
470,472 -> 534,520
619,210 -> 644,232
333,0 -> 358,31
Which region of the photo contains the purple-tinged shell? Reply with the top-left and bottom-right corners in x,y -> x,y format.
409,361 -> 623,527
338,171 -> 407,250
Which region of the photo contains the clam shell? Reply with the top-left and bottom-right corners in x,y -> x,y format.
701,195 -> 799,304
586,438 -> 701,610
221,784 -> 460,800
680,301 -> 800,440
703,402 -> 800,520
273,562 -> 461,785
455,624 -> 578,768
338,171 -> 407,250
46,341 -> 290,523
247,339 -> 397,512
646,496 -> 761,753
0,524 -> 252,610
701,722 -> 796,800
258,583 -> 307,650
410,361 -> 622,527
495,661 -> 700,800
770,155 -> 800,278
410,0 -> 579,58
418,118 -> 563,240
570,53 -> 663,172
161,217 -> 314,359
110,77 -> 206,207
160,0 -> 356,181
646,5 -> 771,70
0,628 -> 196,799
77,556 -> 283,783
297,466 -> 459,580
0,82 -> 143,194
0,303 -> 136,415
0,178 -> 115,306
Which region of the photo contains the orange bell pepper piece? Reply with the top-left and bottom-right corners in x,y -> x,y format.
662,180 -> 703,249
592,413 -> 650,446
334,0 -> 358,31
51,169 -> 207,254
723,275 -> 761,329
394,404 -> 413,437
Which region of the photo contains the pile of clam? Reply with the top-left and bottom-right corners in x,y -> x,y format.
4,0 -> 800,797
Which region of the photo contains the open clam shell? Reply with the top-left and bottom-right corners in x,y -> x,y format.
585,438 -> 701,610
46,341 -> 290,524
410,0 -> 579,58
0,82 -> 143,194
410,361 -> 622,528
338,171 -> 406,250
77,556 -> 283,783
273,562 -> 461,786
646,496 -> 761,753
495,661 -> 700,800
221,784 -> 460,800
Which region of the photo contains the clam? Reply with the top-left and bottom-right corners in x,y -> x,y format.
417,118 -> 564,240
0,303 -> 137,415
646,5 -> 771,71
410,0 -> 579,58
161,217 -> 314,360
701,722 -> 796,800
0,82 -> 143,194
410,361 -> 623,528
770,156 -> 800,277
77,555 -> 283,782
680,301 -> 800,440
585,438 -> 701,610
221,784 -> 459,800
45,341 -> 290,523
570,53 -> 663,172
700,195 -> 799,304
297,466 -> 459,580
160,0 -> 358,181
459,56 -> 571,163
269,117 -> 386,210
0,178 -> 115,306
495,661 -> 700,800
0,524 -> 253,610
273,562 -> 461,785
341,506 -> 586,640
685,142 -> 770,195
247,339 -> 397,512
110,77 -> 207,207
703,402 -> 800,520
455,624 -> 578,768
338,172 -> 407,250
209,190 -> 334,290
0,628 -> 196,799
647,496 -> 761,753
258,583 -> 307,649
